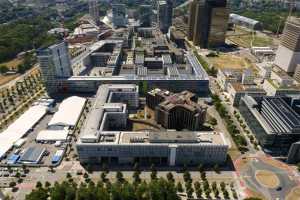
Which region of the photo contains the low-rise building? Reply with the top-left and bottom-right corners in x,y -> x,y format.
227,83 -> 266,106
77,131 -> 228,166
217,69 -> 243,90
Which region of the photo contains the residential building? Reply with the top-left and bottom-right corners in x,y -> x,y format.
274,17 -> 300,73
37,42 -> 73,95
188,0 -> 229,48
146,88 -> 207,131
157,0 -> 173,34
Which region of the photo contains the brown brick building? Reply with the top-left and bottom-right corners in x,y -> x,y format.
146,88 -> 207,131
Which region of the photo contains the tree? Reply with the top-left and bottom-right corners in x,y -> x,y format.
210,117 -> 218,127
213,164 -> 220,174
176,182 -> 183,192
196,187 -> 202,198
9,181 -> 16,188
25,188 -> 48,200
150,170 -> 157,180
166,172 -> 174,183
198,163 -> 204,173
102,163 -> 109,174
220,181 -> 226,191
133,162 -> 140,172
101,172 -> 107,182
133,171 -> 141,184
200,171 -> 206,180
66,172 -> 72,179
183,171 -> 191,183
116,171 -> 124,183
45,181 -> 51,188
186,187 -> 194,198
0,65 -> 9,74
36,181 -> 42,188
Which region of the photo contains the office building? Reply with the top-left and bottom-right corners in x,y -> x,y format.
188,0 -> 229,48
139,5 -> 152,27
76,84 -> 228,166
77,131 -> 228,166
146,88 -> 207,131
157,0 -> 173,33
239,95 -> 300,156
274,17 -> 300,73
293,64 -> 300,83
37,42 -> 73,95
89,0 -> 99,25
227,83 -> 266,106
112,4 -> 127,28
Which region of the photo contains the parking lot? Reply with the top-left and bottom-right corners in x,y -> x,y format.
0,102 -> 68,167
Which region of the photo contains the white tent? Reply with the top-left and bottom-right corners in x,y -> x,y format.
48,96 -> 86,128
0,105 -> 48,158
36,129 -> 69,141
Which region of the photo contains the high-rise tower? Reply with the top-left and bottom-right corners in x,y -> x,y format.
274,17 -> 300,73
37,42 -> 73,95
139,5 -> 153,27
188,0 -> 229,48
89,0 -> 99,25
112,4 -> 127,28
157,0 -> 173,34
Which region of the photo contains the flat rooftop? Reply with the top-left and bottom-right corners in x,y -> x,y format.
94,131 -> 228,146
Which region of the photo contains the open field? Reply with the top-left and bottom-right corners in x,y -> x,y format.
227,27 -> 274,48
0,74 -> 19,86
0,58 -> 23,71
208,54 -> 252,70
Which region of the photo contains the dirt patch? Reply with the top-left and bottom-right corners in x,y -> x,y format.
286,186 -> 300,200
0,58 -> 23,71
255,170 -> 280,189
208,54 -> 251,70
0,74 -> 19,86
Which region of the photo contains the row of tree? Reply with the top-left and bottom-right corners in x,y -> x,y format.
25,177 -> 180,200
212,94 -> 248,153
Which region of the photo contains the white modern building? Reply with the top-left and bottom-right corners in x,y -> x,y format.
76,84 -> 229,166
37,42 -> 73,95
